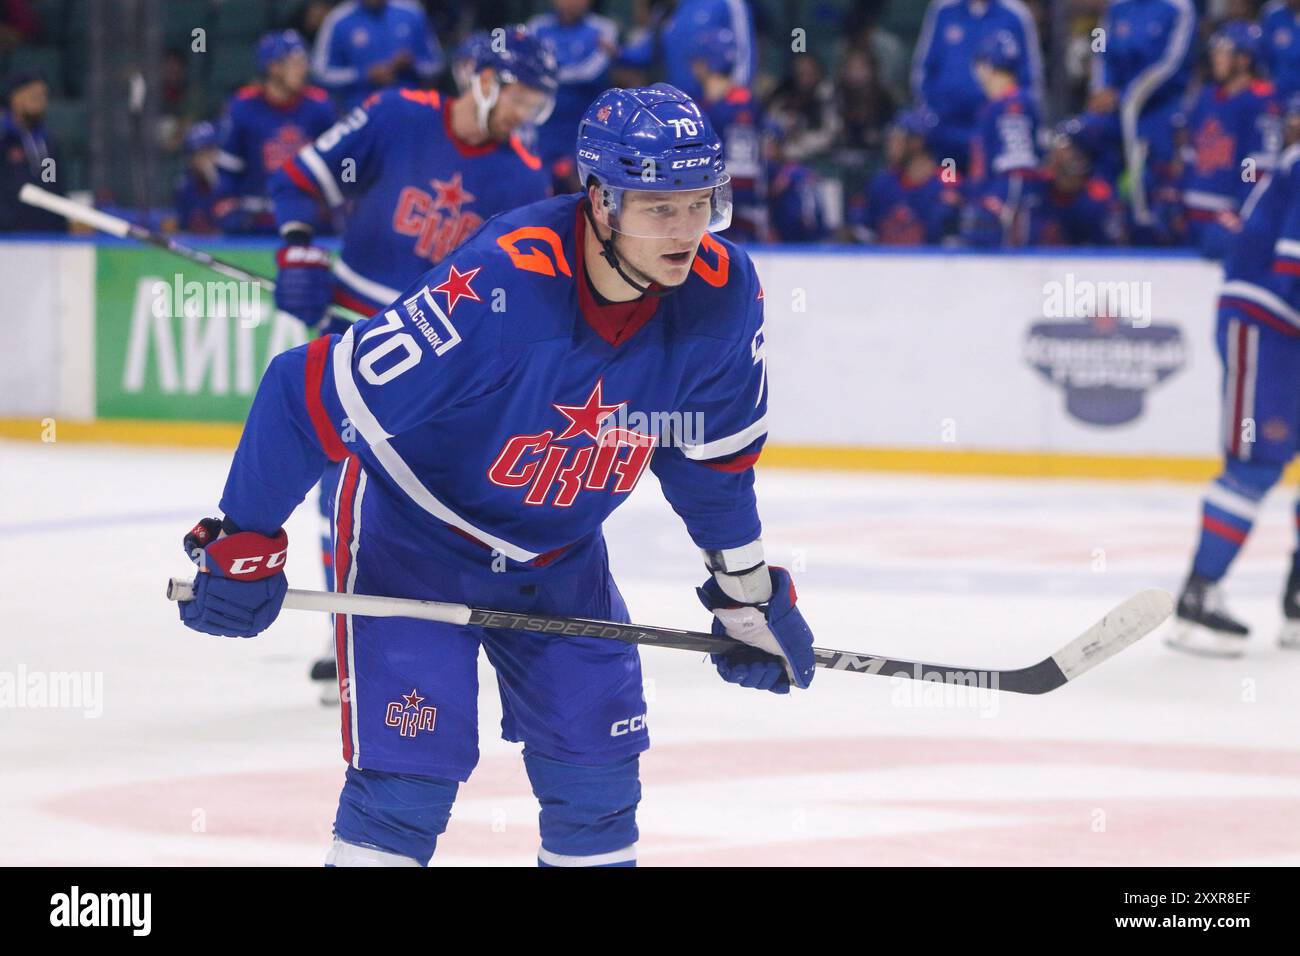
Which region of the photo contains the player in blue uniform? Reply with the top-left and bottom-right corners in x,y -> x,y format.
911,0 -> 1044,167
173,122 -> 222,235
310,0 -> 444,109
1025,126 -> 1128,247
1262,1 -> 1300,99
846,108 -> 960,245
528,0 -> 620,184
962,30 -> 1040,248
175,84 -> 817,867
1169,143 -> 1300,656
268,26 -> 558,691
1178,21 -> 1281,260
688,28 -> 768,242
764,121 -> 828,243
214,31 -> 335,236
1088,0 -> 1196,230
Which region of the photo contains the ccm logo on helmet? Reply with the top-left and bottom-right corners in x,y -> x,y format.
670,157 -> 711,169
610,714 -> 647,736
578,148 -> 601,162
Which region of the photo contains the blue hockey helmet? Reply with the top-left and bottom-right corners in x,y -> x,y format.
687,28 -> 738,76
256,29 -> 307,73
576,83 -> 732,238
183,120 -> 219,154
890,106 -> 938,138
974,29 -> 1022,73
452,31 -> 492,92
1210,20 -> 1263,64
468,25 -> 558,131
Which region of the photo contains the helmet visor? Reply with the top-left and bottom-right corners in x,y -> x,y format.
605,178 -> 733,240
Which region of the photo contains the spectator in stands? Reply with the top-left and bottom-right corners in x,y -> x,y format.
1026,125 -> 1128,246
311,0 -> 444,109
1087,0 -> 1195,231
215,30 -> 335,235
0,0 -> 39,55
1178,20 -> 1280,260
173,121 -> 222,235
289,0 -> 336,46
962,29 -> 1040,248
619,0 -> 756,102
528,0 -> 620,189
834,46 -> 897,171
841,1 -> 910,106
911,0 -> 1044,168
0,70 -> 63,232
766,53 -> 841,164
689,27 -> 769,242
764,119 -> 828,243
1261,0 -> 1300,99
845,107 -> 960,245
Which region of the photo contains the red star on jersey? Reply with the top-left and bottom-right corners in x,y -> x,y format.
553,379 -> 625,441
431,264 -> 482,314
402,688 -> 424,710
430,172 -> 475,217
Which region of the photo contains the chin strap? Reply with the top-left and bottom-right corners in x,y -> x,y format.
470,71 -> 498,137
582,199 -> 676,299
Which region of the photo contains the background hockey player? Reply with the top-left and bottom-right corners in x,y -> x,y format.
688,28 -> 768,242
268,25 -> 557,690
213,30 -> 335,236
175,83 -> 816,867
911,0 -> 1043,169
1177,21 -> 1280,260
172,121 -> 222,234
1169,141 -> 1300,657
962,29 -> 1040,249
310,0 -> 444,109
1262,0 -> 1300,100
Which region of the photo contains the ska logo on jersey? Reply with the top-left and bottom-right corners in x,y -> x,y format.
392,173 -> 483,264
487,379 -> 657,507
385,688 -> 437,739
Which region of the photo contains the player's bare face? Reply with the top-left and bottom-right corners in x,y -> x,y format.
616,189 -> 713,287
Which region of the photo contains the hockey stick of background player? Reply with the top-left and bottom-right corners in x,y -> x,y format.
18,183 -> 364,322
166,578 -> 1173,695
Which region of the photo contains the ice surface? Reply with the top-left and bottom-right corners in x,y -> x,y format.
2,439 -> 1298,865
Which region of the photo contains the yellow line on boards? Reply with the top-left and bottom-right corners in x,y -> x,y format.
4,419 -> 1298,484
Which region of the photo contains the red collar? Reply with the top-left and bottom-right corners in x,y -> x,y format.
443,102 -> 499,158
574,201 -> 662,347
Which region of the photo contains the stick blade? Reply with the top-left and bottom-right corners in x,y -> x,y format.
1050,588 -> 1174,684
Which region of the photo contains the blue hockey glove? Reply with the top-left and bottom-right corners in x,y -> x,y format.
178,517 -> 289,638
697,566 -> 815,694
274,241 -> 333,331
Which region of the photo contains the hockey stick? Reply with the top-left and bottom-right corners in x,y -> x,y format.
18,183 -> 364,322
165,578 -> 1172,695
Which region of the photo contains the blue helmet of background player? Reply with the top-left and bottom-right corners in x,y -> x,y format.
1209,19 -> 1263,65
183,120 -> 220,154
576,83 -> 732,238
687,28 -> 738,77
452,31 -> 492,93
467,25 -> 559,134
890,106 -> 938,139
974,29 -> 1022,73
256,29 -> 307,73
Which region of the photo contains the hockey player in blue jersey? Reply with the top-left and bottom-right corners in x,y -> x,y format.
688,28 -> 768,242
1169,142 -> 1300,656
1178,21 -> 1281,260
847,108 -> 960,246
214,30 -> 335,236
173,121 -> 222,235
963,30 -> 1040,248
268,25 -> 557,690
1262,0 -> 1300,99
1026,126 -> 1128,247
175,83 -> 817,867
911,0 -> 1044,168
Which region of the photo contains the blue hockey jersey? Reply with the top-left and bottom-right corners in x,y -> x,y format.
1220,143 -> 1300,335
219,193 -> 770,569
699,86 -> 767,242
216,84 -> 335,235
850,168 -> 961,245
527,11 -> 619,166
1261,1 -> 1300,98
270,88 -> 551,314
1181,80 -> 1281,223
